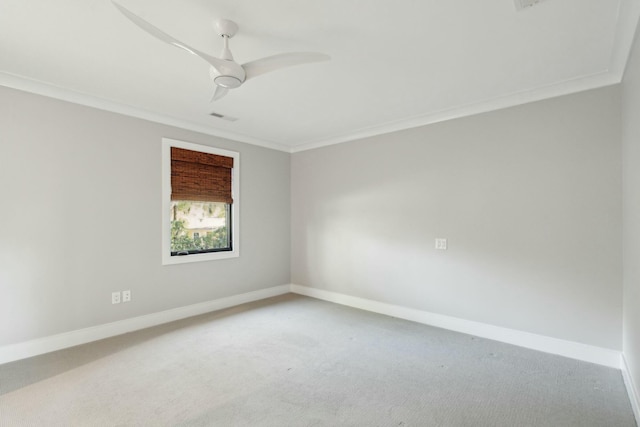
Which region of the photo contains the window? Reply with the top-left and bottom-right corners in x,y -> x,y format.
162,138 -> 239,264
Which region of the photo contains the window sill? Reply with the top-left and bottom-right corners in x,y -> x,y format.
162,249 -> 239,265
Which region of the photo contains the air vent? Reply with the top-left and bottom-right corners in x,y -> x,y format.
209,112 -> 238,122
514,0 -> 544,10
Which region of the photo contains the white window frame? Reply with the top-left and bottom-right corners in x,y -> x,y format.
161,138 -> 239,265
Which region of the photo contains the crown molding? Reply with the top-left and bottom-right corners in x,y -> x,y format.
0,68 -> 623,156
290,70 -> 621,153
610,0 -> 640,78
0,72 -> 291,153
4,0 -> 640,158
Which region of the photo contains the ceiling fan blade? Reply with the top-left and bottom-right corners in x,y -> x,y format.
242,52 -> 330,81
211,86 -> 229,102
112,1 -> 227,72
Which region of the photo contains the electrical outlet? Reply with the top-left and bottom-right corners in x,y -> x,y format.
112,291 -> 121,304
122,290 -> 131,303
435,238 -> 448,250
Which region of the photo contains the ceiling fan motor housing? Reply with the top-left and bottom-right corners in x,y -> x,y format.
215,19 -> 239,38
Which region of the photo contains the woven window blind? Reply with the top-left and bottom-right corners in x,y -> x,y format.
170,147 -> 234,204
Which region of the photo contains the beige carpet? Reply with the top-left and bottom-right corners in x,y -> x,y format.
0,294 -> 636,426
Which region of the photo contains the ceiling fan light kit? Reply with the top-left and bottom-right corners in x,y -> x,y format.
112,1 -> 330,101
214,75 -> 242,89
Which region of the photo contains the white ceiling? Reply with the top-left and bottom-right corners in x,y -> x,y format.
1,0 -> 639,152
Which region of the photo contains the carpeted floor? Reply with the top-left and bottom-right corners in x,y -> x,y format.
0,294 -> 636,426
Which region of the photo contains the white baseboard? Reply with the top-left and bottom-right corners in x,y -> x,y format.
0,283 -> 624,372
0,285 -> 290,365
621,354 -> 640,424
290,284 -> 621,369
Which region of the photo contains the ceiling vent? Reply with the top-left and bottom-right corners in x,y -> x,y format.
209,112 -> 238,122
514,0 -> 544,11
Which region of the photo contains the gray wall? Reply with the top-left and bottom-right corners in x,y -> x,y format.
0,86 -> 291,346
291,87 -> 622,350
622,20 -> 640,403
0,75 -> 627,357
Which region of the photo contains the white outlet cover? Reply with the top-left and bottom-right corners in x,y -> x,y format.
111,291 -> 121,304
122,290 -> 131,302
435,238 -> 448,250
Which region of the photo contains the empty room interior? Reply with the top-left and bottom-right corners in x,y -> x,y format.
2,0 -> 640,425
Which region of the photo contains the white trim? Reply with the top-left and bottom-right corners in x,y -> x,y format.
0,69 -> 624,155
609,0 -> 640,78
622,353 -> 640,424
0,72 -> 291,153
290,284 -> 622,368
0,283 -> 628,372
161,138 -> 240,265
290,71 -> 620,153
0,285 -> 290,365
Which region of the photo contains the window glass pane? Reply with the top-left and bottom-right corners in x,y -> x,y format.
170,201 -> 230,254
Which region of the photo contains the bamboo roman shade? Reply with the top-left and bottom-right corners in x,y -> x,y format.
170,147 -> 234,204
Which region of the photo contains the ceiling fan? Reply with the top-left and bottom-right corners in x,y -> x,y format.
112,2 -> 330,101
